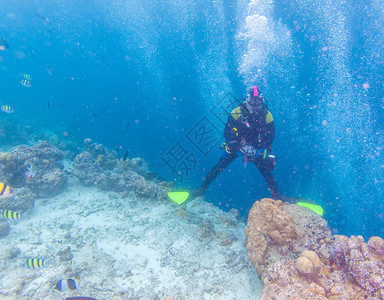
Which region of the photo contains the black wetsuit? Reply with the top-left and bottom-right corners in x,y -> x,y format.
199,103 -> 281,199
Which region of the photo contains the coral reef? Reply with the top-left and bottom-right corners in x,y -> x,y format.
295,250 -> 322,276
37,169 -> 67,198
0,152 -> 12,163
261,235 -> 384,299
0,142 -> 67,200
331,235 -> 384,295
245,198 -> 334,276
0,187 -> 35,212
245,198 -> 384,299
73,139 -> 172,199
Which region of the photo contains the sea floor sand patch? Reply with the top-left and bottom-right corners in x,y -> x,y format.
0,177 -> 262,299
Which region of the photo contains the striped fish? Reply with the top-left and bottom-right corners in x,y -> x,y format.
21,73 -> 32,80
1,105 -> 14,113
26,258 -> 46,269
46,66 -> 54,76
0,182 -> 12,197
54,278 -> 77,292
20,79 -> 32,87
2,209 -> 20,220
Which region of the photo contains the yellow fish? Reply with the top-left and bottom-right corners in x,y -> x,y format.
2,209 -> 20,220
26,258 -> 46,269
0,182 -> 12,198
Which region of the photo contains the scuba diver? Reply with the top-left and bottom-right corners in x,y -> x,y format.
168,85 -> 324,215
194,85 -> 281,199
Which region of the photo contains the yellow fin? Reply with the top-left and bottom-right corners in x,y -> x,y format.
168,191 -> 189,205
296,200 -> 324,216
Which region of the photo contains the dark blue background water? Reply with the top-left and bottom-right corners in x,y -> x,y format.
0,0 -> 383,239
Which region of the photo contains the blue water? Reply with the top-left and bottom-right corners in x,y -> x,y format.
0,0 -> 383,239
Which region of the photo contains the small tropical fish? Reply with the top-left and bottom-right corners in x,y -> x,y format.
20,79 -> 32,87
21,73 -> 32,80
122,150 -> 129,161
0,182 -> 12,198
25,164 -> 37,179
46,66 -> 54,75
1,105 -> 14,113
34,13 -> 50,24
26,258 -> 46,269
2,209 -> 21,220
54,278 -> 77,292
0,38 -> 8,51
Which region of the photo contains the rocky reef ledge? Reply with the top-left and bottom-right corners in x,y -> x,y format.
245,198 -> 384,299
72,138 -> 173,199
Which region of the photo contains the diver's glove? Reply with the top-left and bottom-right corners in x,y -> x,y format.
223,141 -> 239,154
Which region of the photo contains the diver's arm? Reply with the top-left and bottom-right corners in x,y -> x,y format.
263,121 -> 275,146
260,111 -> 275,147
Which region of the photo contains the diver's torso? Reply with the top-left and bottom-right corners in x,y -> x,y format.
237,108 -> 267,148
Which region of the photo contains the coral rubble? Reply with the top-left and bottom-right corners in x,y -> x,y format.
245,198 -> 384,299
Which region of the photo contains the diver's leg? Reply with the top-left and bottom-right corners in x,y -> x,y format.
255,158 -> 281,199
196,152 -> 237,195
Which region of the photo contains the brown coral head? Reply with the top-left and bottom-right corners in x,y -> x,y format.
295,250 -> 322,276
301,250 -> 322,272
296,256 -> 314,275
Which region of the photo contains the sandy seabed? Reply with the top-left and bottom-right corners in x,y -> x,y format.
0,176 -> 262,299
